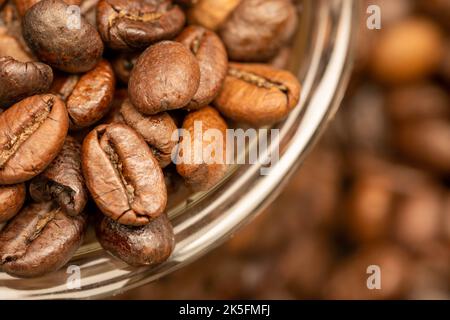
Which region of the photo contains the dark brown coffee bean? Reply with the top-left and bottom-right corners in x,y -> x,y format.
0,56 -> 53,108
0,201 -> 86,278
214,62 -> 301,126
96,213 -> 174,267
0,183 -> 25,223
30,136 -> 87,216
96,0 -> 185,51
64,60 -> 115,130
220,0 -> 297,62
22,0 -> 104,73
176,106 -> 228,191
111,52 -> 139,84
120,99 -> 178,168
269,46 -> 291,69
0,94 -> 69,184
129,41 -> 200,115
13,0 -> 82,16
176,25 -> 228,110
82,123 -> 167,226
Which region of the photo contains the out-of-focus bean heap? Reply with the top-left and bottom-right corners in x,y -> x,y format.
117,0 -> 450,299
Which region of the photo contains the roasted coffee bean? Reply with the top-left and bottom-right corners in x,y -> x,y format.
120,99 -> 178,168
0,183 -> 25,223
0,31 -> 32,62
96,214 -> 174,267
214,63 -> 301,126
96,0 -> 185,51
128,41 -> 200,115
82,123 -> 167,226
176,106 -> 228,191
394,120 -> 450,174
13,0 -> 82,16
177,25 -> 228,110
187,0 -> 240,31
0,201 -> 86,278
0,94 -> 69,184
220,0 -> 297,62
0,56 -> 53,108
22,0 -> 104,73
371,18 -> 444,84
30,136 -> 87,216
58,60 -> 115,130
111,52 -> 139,84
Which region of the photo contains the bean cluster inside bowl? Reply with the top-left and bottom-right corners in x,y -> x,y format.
0,0 -> 302,278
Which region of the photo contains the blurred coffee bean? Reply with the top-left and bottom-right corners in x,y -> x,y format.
439,39 -> 450,84
0,56 -> 53,108
346,174 -> 393,243
187,0 -> 240,31
393,187 -> 443,251
393,120 -> 450,174
277,234 -> 334,298
0,31 -> 32,62
220,0 -> 297,62
371,17 -> 444,84
419,0 -> 450,29
96,0 -> 185,51
325,245 -> 410,299
0,183 -> 25,223
13,0 -> 82,16
386,83 -> 450,122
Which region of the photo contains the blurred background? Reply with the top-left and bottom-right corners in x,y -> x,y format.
116,0 -> 450,299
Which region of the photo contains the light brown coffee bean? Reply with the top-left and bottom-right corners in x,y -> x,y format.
176,106 -> 228,191
214,62 -> 301,126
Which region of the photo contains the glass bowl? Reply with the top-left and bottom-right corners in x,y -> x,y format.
0,0 -> 357,299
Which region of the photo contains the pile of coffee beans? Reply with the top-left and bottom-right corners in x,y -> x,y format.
0,0 -> 301,278
117,0 -> 450,300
